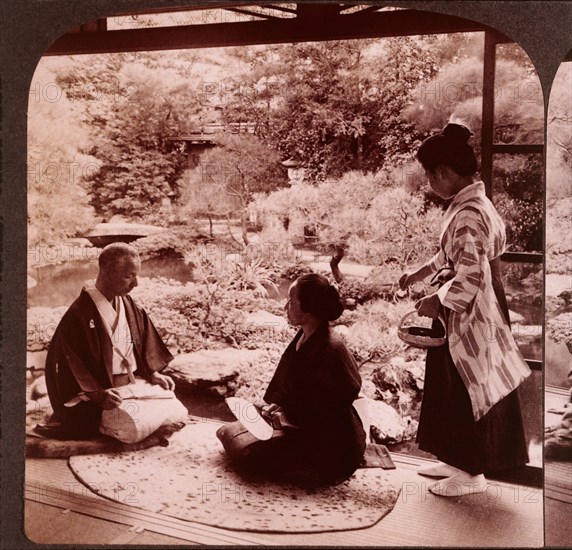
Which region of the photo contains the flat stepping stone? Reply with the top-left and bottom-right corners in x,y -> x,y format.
165,349 -> 267,396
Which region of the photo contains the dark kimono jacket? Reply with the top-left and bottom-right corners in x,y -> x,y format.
45,289 -> 173,438
261,323 -> 366,483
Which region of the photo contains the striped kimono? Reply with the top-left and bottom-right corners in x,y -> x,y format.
423,181 -> 531,421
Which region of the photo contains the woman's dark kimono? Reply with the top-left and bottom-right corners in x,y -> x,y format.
242,323 -> 366,484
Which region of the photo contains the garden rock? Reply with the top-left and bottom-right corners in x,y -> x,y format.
243,310 -> 287,331
29,375 -> 48,400
165,348 -> 267,397
509,309 -> 526,324
333,324 -> 350,338
512,323 -> 542,346
371,356 -> 424,415
27,350 -> 47,373
367,399 -> 418,445
360,379 -> 378,400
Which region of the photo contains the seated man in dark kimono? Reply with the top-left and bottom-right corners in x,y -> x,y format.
220,273 -> 366,485
42,242 -> 177,440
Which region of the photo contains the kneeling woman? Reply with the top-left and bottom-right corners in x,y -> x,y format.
221,274 -> 366,485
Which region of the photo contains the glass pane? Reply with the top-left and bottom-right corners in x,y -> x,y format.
501,260 -> 542,468
546,60 -> 572,389
501,261 -> 543,362
518,369 -> 542,467
494,43 -> 544,145
492,153 -> 543,253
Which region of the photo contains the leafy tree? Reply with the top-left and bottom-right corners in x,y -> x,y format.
179,133 -> 285,244
493,155 -> 543,251
256,170 -> 443,267
547,61 -> 572,199
269,41 -> 372,180
546,62 -> 572,277
216,46 -> 285,139
403,48 -> 544,146
53,53 -> 201,221
83,63 -> 192,219
365,36 -> 439,168
27,60 -> 98,246
220,37 -> 439,181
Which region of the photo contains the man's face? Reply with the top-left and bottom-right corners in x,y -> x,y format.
103,256 -> 140,297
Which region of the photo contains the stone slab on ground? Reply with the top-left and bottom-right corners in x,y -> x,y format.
243,310 -> 287,329
546,274 -> 572,297
165,348 -> 268,396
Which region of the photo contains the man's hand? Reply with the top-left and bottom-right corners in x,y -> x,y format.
415,293 -> 441,319
87,388 -> 123,410
150,371 -> 175,391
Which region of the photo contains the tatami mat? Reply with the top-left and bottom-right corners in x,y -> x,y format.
26,449 -> 544,547
26,459 -> 270,546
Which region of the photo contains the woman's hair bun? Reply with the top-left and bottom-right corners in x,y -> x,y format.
325,284 -> 344,321
296,273 -> 344,322
417,122 -> 478,176
442,123 -> 473,144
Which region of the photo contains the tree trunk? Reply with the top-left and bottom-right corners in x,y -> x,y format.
330,246 -> 345,283
226,214 -> 241,246
241,209 -> 249,246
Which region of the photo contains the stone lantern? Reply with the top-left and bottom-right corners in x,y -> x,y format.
281,158 -> 306,185
280,158 -> 309,245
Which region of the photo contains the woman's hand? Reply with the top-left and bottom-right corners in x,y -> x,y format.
150,371 -> 176,391
87,388 -> 123,410
415,293 -> 442,319
399,271 -> 417,290
400,265 -> 431,290
262,404 -> 296,428
261,403 -> 282,419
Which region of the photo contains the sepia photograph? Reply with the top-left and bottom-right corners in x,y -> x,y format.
1,1 -> 571,547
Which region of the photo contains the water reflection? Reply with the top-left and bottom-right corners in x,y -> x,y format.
27,256 -> 193,308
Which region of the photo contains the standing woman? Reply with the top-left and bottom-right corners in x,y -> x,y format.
399,123 -> 531,496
